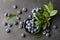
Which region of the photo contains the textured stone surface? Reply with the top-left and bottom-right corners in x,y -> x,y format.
0,0 -> 60,40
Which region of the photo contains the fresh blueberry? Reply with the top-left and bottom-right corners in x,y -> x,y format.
25,25 -> 28,29
38,8 -> 44,13
4,13 -> 11,17
31,30 -> 34,33
45,33 -> 50,37
4,22 -> 8,26
42,31 -> 46,35
34,29 -> 37,32
17,10 -> 22,15
27,26 -> 31,30
27,23 -> 31,26
8,24 -> 13,27
22,8 -> 27,12
53,25 -> 57,29
46,29 -> 50,33
5,28 -> 11,33
16,17 -> 21,21
21,33 -> 26,38
13,5 -> 17,9
32,8 -> 36,13
14,21 -> 19,25
26,20 -> 30,24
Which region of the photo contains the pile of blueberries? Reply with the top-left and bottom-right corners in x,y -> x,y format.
24,17 -> 40,34
3,5 -> 28,38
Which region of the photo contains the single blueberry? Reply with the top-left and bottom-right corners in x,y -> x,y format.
21,33 -> 26,38
13,5 -> 17,9
5,28 -> 11,33
53,25 -> 57,29
45,33 -> 50,37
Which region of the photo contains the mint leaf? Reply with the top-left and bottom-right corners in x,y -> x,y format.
47,21 -> 50,27
43,11 -> 50,18
34,32 -> 42,38
42,23 -> 47,30
44,4 -> 50,13
7,14 -> 18,21
35,20 -> 43,26
48,18 -> 51,20
50,10 -> 58,16
48,2 -> 53,11
36,12 -> 41,20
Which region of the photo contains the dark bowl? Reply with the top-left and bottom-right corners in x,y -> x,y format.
24,18 -> 40,34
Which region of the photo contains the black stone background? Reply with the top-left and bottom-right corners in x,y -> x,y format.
0,0 -> 60,40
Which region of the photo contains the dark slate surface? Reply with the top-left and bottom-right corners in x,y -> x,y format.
0,0 -> 60,40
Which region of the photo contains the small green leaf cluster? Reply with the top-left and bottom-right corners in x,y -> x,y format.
35,2 -> 58,30
7,14 -> 18,21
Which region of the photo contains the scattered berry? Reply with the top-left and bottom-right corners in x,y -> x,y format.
22,8 -> 27,12
13,5 -> 17,9
5,28 -> 11,33
21,33 -> 26,38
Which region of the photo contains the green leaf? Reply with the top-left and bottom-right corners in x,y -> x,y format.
48,2 -> 53,11
7,14 -> 17,21
50,10 -> 58,16
43,11 -> 50,18
42,23 -> 47,30
36,12 -> 45,20
34,32 -> 42,38
48,18 -> 51,20
44,4 -> 50,13
47,21 -> 50,27
35,20 -> 43,26
36,12 -> 41,20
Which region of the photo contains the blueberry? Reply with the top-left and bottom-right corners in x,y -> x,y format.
42,31 -> 46,35
16,17 -> 21,21
34,29 -> 37,32
13,5 -> 17,9
4,22 -> 8,26
31,18 -> 35,22
19,25 -> 23,29
8,24 -> 13,27
25,25 -> 28,28
21,33 -> 26,38
32,8 -> 36,13
45,33 -> 50,37
27,23 -> 31,26
53,25 -> 57,29
5,28 -> 11,33
17,10 -> 22,15
38,8 -> 44,13
26,20 -> 29,24
22,8 -> 27,12
4,13 -> 11,17
31,30 -> 34,33
14,21 -> 19,25
46,29 -> 50,33
27,26 -> 31,30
